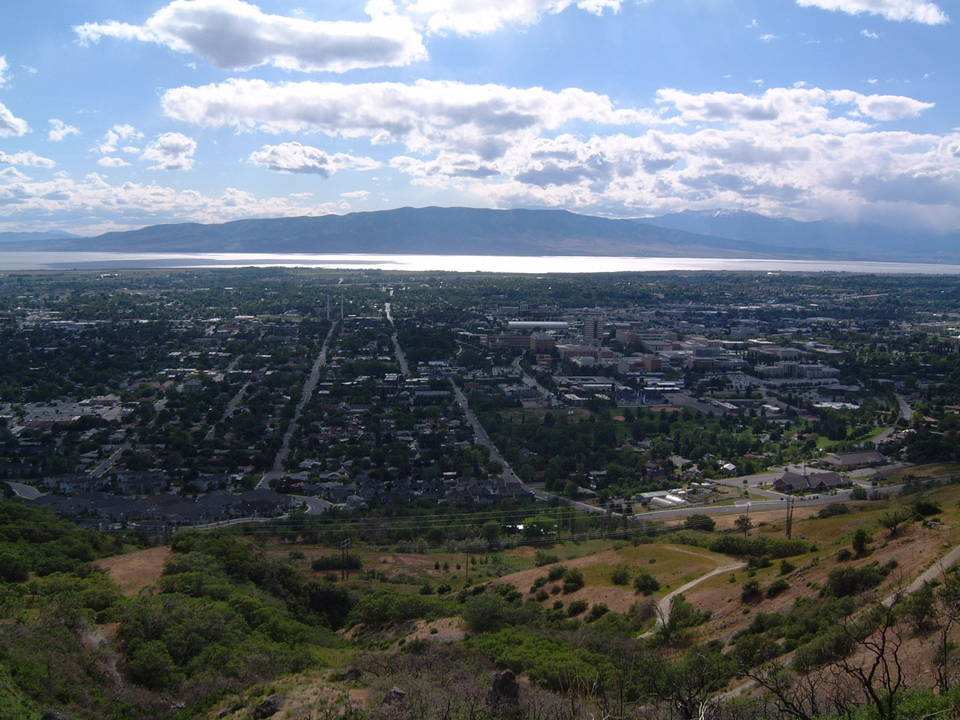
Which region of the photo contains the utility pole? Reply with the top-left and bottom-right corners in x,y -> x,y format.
785,497 -> 795,539
339,537 -> 351,580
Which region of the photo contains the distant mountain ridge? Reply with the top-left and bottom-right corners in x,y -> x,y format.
636,210 -> 960,263
0,207 -> 838,259
0,207 -> 955,262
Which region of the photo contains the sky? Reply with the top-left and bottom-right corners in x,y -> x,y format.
0,0 -> 958,236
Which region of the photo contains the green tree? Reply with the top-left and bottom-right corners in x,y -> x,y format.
735,514 -> 754,536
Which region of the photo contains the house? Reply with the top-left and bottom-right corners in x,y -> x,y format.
774,470 -> 847,494
823,450 -> 886,470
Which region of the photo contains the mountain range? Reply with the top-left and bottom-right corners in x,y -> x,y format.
1,207 -> 957,263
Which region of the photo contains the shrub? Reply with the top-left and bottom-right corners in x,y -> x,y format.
684,514 -> 716,532
818,503 -> 850,519
741,580 -> 762,603
534,551 -> 560,567
779,560 -> 796,576
562,569 -> 584,594
547,565 -> 568,582
766,578 -> 790,598
633,571 -> 660,596
913,499 -> 942,517
587,603 -> 609,622
610,565 -> 630,586
836,548 -> 853,562
311,554 -> 362,572
823,563 -> 889,597
567,599 -> 588,616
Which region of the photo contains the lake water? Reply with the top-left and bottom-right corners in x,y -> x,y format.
2,251 -> 960,274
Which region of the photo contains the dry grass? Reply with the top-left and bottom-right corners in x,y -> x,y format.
95,546 -> 170,596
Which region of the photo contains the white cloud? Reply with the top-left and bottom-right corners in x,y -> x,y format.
861,28 -> 880,38
0,172 -> 336,235
394,0 -> 622,36
0,56 -> 9,87
95,124 -> 143,154
48,118 -> 81,142
0,151 -> 56,168
162,78 -> 663,159
760,33 -> 779,42
75,0 -> 426,73
141,132 -> 197,170
249,142 -> 379,176
97,156 -> 132,168
795,0 -> 948,24
655,87 -> 933,131
340,190 -> 371,199
0,101 -> 29,137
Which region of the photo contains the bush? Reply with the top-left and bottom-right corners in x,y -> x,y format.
567,599 -> 588,616
547,565 -> 567,582
818,503 -> 850,519
684,514 -> 716,532
534,551 -> 560,567
562,569 -> 584,594
836,548 -> 853,562
779,560 -> 796,576
0,550 -> 29,583
610,565 -> 630,586
633,571 -> 660,596
766,579 -> 790,598
823,563 -> 890,597
913,499 -> 942,517
741,580 -> 762,603
311,554 -> 362,572
587,603 -> 609,621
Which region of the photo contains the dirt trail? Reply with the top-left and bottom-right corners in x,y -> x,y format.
639,562 -> 746,639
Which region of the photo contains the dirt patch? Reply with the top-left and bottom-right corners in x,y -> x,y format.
95,546 -> 170,596
407,616 -> 466,644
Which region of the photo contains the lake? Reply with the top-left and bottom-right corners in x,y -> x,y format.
2,251 -> 960,274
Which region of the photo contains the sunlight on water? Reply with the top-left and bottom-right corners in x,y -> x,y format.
2,252 -> 960,274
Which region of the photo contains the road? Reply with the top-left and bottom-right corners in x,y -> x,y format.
384,302 -> 411,376
449,380 -> 611,516
896,393 -> 915,421
90,445 -> 127,478
258,322 -> 337,490
204,355 -> 249,442
511,355 -> 553,401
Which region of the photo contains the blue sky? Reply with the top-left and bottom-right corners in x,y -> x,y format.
0,0 -> 957,235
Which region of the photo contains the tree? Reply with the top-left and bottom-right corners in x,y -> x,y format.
684,514 -> 716,532
852,528 -> 871,557
482,520 -> 501,549
880,508 -> 911,537
735,514 -> 754,536
633,570 -> 660,596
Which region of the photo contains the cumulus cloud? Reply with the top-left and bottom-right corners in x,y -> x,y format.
162,78 -> 662,159
0,101 -> 29,137
795,0 -> 948,24
249,142 -> 379,176
48,119 -> 81,142
861,28 -> 880,38
141,132 -> 197,170
0,172 -> 336,235
75,0 -> 426,73
94,124 -> 143,154
97,156 -> 132,168
0,151 -> 56,168
340,190 -> 371,199
655,87 -> 933,131
394,0 -> 622,36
